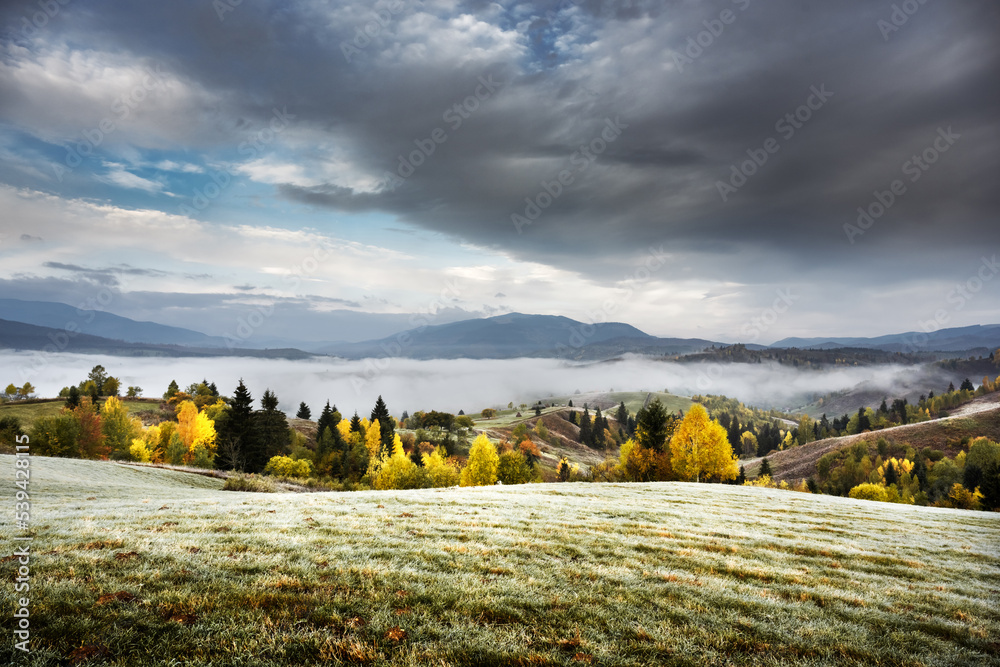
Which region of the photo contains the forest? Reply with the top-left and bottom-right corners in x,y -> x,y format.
2,362 -> 998,511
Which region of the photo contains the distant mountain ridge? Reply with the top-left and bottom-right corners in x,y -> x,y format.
317,312 -> 717,359
1,297 -> 998,360
769,324 -> 1000,353
0,318 -> 313,359
0,298 -> 229,347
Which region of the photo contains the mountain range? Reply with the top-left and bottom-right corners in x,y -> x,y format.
1,298 -> 998,360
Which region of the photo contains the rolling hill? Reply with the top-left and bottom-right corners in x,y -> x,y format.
6,455 -> 998,666
746,393 -> 1000,482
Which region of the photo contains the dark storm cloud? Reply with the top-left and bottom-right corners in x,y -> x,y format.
2,0 -> 998,291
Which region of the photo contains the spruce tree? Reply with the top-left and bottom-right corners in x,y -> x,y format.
884,460 -> 898,486
296,402 -> 311,420
592,407 -> 606,448
759,457 -> 772,477
579,408 -> 592,447
634,398 -> 674,453
315,401 -> 344,453
164,379 -> 179,400
316,401 -> 333,440
249,389 -> 289,472
616,401 -> 627,426
65,385 -> 81,410
370,395 -> 394,455
218,380 -> 253,471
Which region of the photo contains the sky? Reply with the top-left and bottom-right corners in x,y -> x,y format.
0,0 -> 997,345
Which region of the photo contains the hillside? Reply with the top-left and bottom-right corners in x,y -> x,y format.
748,394 -> 1000,482
0,397 -> 162,434
4,455 -> 998,666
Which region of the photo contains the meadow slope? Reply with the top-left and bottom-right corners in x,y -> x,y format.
2,456 -> 999,666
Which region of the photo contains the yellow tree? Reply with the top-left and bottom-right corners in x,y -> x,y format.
423,446 -> 460,487
460,434 -> 499,486
364,420 -> 382,459
669,404 -> 738,483
101,396 -> 142,460
375,436 -> 420,490
176,400 -> 217,466
739,431 -> 758,458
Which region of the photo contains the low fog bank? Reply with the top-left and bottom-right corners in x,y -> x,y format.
0,351 -> 940,417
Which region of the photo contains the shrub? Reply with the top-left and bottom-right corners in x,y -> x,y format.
497,450 -> 533,485
941,483 -> 983,510
264,455 -> 313,478
223,474 -> 276,492
423,446 -> 461,488
848,483 -> 889,503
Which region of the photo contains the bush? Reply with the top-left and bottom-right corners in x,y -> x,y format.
848,483 -> 889,502
264,455 -> 313,478
223,474 -> 276,493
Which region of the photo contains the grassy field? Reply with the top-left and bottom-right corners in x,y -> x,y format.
548,390 -> 694,416
0,398 -> 161,430
3,455 -> 999,666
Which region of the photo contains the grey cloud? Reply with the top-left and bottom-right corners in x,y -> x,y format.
1,0 -> 998,335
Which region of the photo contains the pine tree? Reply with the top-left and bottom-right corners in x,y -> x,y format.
759,457 -> 772,477
579,408 -> 592,447
249,389 -> 289,472
857,407 -> 870,433
736,465 -> 746,485
370,395 -> 394,456
296,402 -> 311,420
65,385 -> 81,410
593,407 -> 606,448
616,401 -> 627,426
885,460 -> 899,486
350,412 -> 362,434
634,399 -> 674,453
960,378 -> 974,392
164,379 -> 179,400
217,379 -> 253,471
